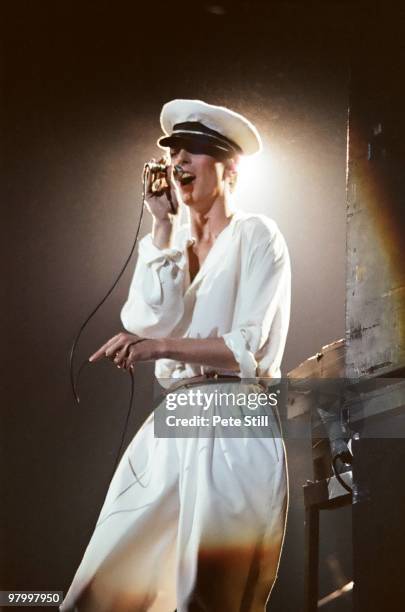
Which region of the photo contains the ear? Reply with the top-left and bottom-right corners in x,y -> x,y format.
223,157 -> 239,180
224,157 -> 239,174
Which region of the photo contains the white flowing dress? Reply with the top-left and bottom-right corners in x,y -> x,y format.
60,209 -> 291,612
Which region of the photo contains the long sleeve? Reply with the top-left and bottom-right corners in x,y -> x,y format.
221,223 -> 291,378
120,232 -> 189,338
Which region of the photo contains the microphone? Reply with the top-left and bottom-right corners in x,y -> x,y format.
144,161 -> 167,173
143,161 -> 194,189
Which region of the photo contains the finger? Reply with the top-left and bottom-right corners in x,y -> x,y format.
90,333 -> 139,362
145,167 -> 154,198
126,349 -> 140,369
105,334 -> 139,357
169,184 -> 179,214
151,177 -> 165,194
114,344 -> 131,367
144,159 -> 155,195
89,334 -> 122,362
167,166 -> 180,214
123,346 -> 137,371
167,163 -> 174,188
122,340 -> 146,370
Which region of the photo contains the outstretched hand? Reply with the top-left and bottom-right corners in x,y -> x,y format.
89,332 -> 162,371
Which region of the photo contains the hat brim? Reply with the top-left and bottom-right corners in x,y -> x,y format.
158,134 -> 184,149
157,133 -> 237,159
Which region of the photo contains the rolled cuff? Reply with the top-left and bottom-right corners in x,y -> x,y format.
137,234 -> 188,307
222,328 -> 258,379
138,233 -> 186,267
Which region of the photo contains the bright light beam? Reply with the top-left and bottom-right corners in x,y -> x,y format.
318,580 -> 354,607
233,145 -> 281,213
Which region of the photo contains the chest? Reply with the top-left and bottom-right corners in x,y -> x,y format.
187,239 -> 215,283
184,239 -> 243,332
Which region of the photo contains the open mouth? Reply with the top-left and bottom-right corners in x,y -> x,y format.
178,172 -> 196,186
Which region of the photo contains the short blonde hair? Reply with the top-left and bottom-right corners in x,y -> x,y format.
225,155 -> 240,193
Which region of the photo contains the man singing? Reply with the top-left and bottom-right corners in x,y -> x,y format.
61,98 -> 291,611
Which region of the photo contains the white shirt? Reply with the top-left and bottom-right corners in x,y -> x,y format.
120,209 -> 291,388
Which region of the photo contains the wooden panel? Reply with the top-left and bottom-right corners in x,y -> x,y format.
346,9 -> 405,377
287,339 -> 345,420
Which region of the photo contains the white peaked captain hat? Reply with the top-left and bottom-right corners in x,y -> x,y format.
157,99 -> 262,157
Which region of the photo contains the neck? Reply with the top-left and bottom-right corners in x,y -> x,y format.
189,194 -> 234,242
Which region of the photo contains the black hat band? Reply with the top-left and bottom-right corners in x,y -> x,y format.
160,121 -> 243,155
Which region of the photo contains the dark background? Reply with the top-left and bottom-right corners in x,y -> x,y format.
2,1 -> 353,610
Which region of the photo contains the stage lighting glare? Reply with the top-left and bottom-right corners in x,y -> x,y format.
318,580 -> 354,607
233,147 -> 278,211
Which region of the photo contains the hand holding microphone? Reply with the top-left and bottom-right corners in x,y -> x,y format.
143,157 -> 180,220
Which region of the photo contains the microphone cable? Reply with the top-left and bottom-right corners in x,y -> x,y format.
69,169 -> 148,478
